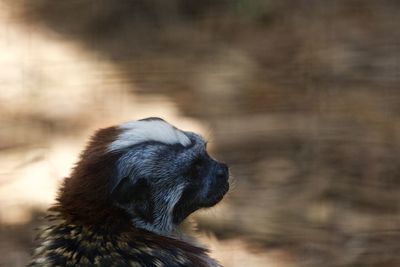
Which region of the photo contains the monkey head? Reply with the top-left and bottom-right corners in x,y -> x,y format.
59,117 -> 229,235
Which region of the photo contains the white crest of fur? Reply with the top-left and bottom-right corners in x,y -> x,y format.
109,120 -> 191,151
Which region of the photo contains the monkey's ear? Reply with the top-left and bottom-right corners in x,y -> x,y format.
111,177 -> 154,223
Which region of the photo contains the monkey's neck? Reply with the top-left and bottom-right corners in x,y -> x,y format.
131,214 -> 197,244
131,213 -> 183,239
132,217 -> 174,236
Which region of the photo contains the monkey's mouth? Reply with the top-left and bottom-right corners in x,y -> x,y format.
172,181 -> 229,224
202,181 -> 229,208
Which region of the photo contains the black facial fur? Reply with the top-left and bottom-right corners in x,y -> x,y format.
108,122 -> 229,230
172,156 -> 229,224
112,177 -> 155,223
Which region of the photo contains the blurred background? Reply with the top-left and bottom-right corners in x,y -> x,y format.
0,1 -> 399,266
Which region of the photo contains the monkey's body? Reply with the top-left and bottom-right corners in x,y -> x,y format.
30,212 -> 216,267
30,118 -> 228,266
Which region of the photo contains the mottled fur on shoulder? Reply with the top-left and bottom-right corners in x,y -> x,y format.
30,212 -> 219,267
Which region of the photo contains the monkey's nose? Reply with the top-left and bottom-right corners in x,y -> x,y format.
216,163 -> 229,180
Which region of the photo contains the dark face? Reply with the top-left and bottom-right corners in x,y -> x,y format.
59,118 -> 229,232
172,151 -> 230,224
111,131 -> 230,228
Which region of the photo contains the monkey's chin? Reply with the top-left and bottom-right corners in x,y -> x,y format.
201,182 -> 229,208
172,182 -> 229,224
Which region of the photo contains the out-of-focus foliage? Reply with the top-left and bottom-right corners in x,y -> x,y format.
1,1 -> 400,266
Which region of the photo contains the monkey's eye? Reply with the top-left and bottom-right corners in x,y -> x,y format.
192,157 -> 204,171
189,157 -> 207,178
185,156 -> 206,180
